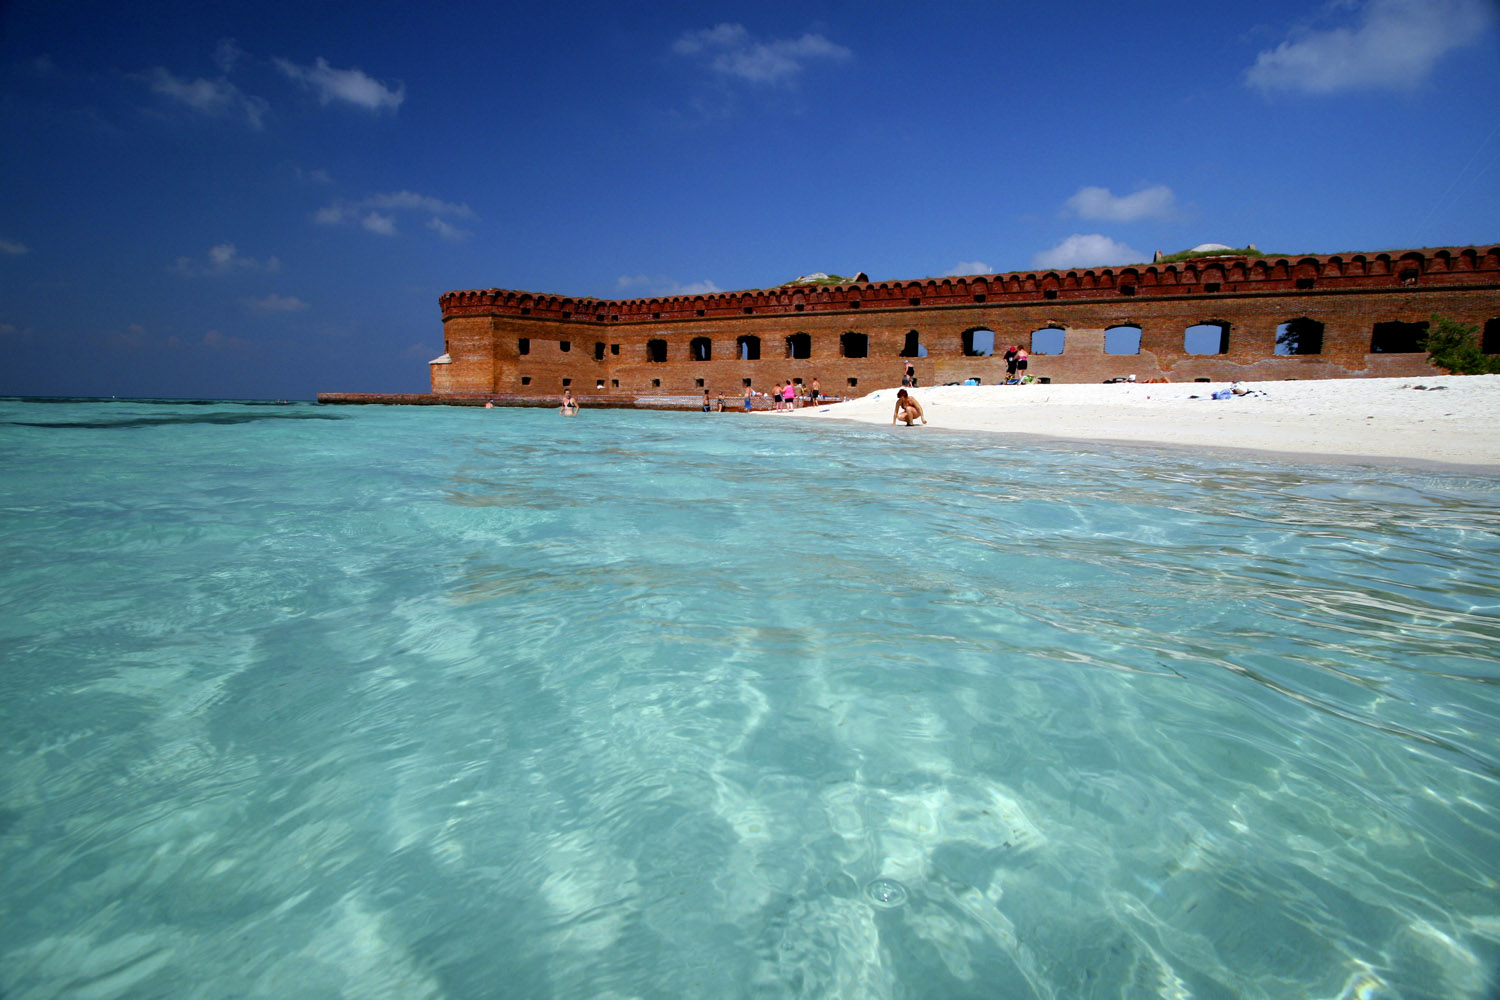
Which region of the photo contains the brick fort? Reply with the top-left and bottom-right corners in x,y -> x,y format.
319,244 -> 1500,407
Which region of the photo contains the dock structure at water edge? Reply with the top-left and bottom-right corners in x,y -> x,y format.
318,244 -> 1500,407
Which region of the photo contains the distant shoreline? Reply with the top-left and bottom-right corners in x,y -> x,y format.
13,381 -> 1500,470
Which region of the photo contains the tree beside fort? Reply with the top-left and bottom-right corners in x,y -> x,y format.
1425,316 -> 1500,375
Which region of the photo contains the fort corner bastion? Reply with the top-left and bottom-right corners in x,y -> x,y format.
318,245 -> 1500,407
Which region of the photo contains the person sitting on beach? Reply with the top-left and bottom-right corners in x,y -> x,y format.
560,390 -> 579,416
892,388 -> 926,426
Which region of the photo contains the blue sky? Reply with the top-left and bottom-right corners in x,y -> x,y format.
2,0 -> 1498,399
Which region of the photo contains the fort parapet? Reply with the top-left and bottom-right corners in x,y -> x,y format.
324,245 -> 1500,405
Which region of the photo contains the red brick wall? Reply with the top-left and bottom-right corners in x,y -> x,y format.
433,246 -> 1500,397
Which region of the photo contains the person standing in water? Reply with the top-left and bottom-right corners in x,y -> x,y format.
892,388 -> 926,426
560,390 -> 579,416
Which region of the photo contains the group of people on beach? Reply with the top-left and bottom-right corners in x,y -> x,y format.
758,378 -> 821,411
546,357 -> 924,422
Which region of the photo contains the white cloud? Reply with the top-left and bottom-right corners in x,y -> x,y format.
214,38 -> 247,74
144,66 -> 268,129
1064,185 -> 1177,223
0,238 -> 30,255
673,23 -> 750,55
202,329 -> 251,349
1245,0 -> 1496,94
275,56 -> 404,111
1033,234 -> 1144,270
294,166 -> 332,185
673,23 -> 852,84
316,190 -> 473,239
170,243 -> 281,276
427,217 -> 470,241
615,274 -> 721,296
146,67 -> 235,113
361,212 -> 396,236
944,260 -> 992,277
242,293 -> 308,313
663,280 -> 722,296
366,190 -> 473,217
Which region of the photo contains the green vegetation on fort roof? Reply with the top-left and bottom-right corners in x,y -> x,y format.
782,272 -> 869,287
1145,246 -> 1273,266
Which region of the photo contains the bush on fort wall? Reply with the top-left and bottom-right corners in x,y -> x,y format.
1424,315 -> 1500,375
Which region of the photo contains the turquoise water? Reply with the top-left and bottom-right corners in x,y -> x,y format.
2,398 -> 1498,999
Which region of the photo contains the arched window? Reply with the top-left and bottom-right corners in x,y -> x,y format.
1275,318 -> 1324,355
899,331 -> 928,358
962,328 -> 996,357
1030,327 -> 1065,355
647,339 -> 667,363
785,333 -> 811,359
738,335 -> 761,361
1482,318 -> 1500,355
840,332 -> 869,358
690,337 -> 712,361
1105,325 -> 1142,355
1184,322 -> 1229,355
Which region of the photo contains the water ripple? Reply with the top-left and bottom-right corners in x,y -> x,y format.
2,401 -> 1498,998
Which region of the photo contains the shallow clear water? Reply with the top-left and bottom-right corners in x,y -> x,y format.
2,398 -> 1498,1000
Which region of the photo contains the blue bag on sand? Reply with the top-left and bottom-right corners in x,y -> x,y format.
1211,389 -> 1232,400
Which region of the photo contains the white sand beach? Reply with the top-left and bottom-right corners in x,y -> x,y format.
783,375 -> 1500,468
